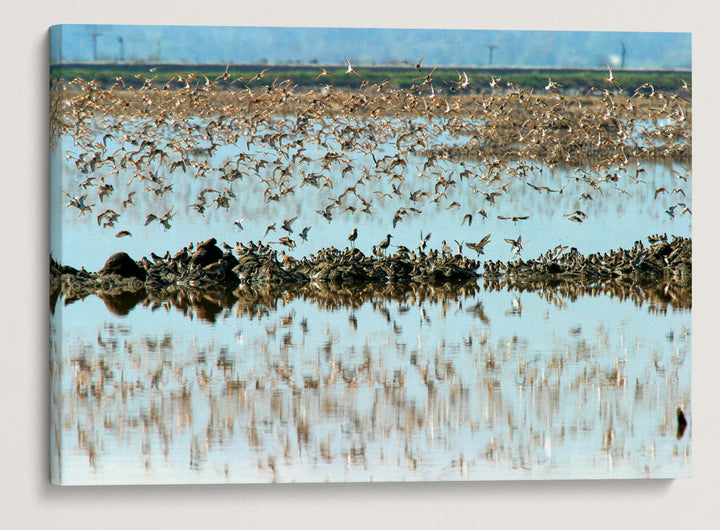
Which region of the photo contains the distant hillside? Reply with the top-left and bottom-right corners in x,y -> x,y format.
50,25 -> 692,70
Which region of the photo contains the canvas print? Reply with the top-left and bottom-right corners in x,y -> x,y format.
49,25 -> 691,484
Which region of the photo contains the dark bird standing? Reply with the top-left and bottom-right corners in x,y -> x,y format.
378,234 -> 392,255
348,228 -> 358,248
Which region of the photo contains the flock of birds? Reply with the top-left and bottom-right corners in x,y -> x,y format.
52,62 -> 691,482
51,59 -> 691,262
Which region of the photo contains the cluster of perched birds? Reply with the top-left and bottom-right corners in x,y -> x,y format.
51,60 -> 691,259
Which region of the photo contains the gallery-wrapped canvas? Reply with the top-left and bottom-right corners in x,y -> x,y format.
49,24 -> 691,485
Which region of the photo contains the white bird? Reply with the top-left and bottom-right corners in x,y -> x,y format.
545,78 -> 562,91
605,64 -> 621,87
344,57 -> 361,77
457,70 -> 470,90
606,64 -> 615,83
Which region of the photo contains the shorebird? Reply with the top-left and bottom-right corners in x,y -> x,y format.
413,65 -> 437,85
316,204 -> 334,222
483,191 -> 501,204
233,218 -> 245,230
275,236 -> 296,249
344,57 -> 361,77
122,191 -> 136,208
298,226 -> 311,242
451,70 -> 470,91
466,234 -> 491,256
281,216 -> 298,233
409,189 -> 430,202
415,55 -> 425,70
115,230 -> 132,238
316,67 -> 332,80
214,63 -> 232,83
419,231 -> 431,251
280,250 -> 298,269
159,207 -> 175,230
96,208 -> 119,228
377,234 -> 392,255
248,68 -> 270,83
564,210 -> 588,220
264,223 -> 276,237
545,78 -> 562,91
505,235 -> 526,256
605,64 -> 622,88
348,228 -> 358,248
65,193 -> 93,215
498,215 -> 529,223
549,244 -> 568,261
654,187 -> 668,199
145,213 -> 158,226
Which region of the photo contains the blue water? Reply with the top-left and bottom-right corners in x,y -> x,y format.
51,276 -> 691,484
50,113 -> 691,484
51,115 -> 691,271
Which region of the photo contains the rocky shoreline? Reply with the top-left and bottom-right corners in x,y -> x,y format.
50,234 -> 691,311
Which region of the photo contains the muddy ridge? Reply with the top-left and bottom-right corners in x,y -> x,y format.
51,234 -> 690,309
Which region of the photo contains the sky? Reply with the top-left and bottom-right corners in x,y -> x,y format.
49,25 -> 691,70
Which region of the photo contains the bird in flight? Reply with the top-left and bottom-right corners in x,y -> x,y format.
298,226 -> 311,241
505,235 -> 526,255
316,67 -> 332,80
248,68 -> 270,83
65,193 -> 93,215
275,236 -> 296,249
281,216 -> 298,233
545,78 -> 562,91
564,210 -> 588,220
606,64 -> 622,88
345,57 -> 361,77
466,234 -> 491,256
498,215 -> 529,223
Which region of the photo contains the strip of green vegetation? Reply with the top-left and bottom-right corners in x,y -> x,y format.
50,63 -> 692,94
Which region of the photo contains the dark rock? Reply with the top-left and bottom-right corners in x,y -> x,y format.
60,264 -> 79,275
98,252 -> 146,281
191,242 -> 223,268
222,252 -> 239,269
546,262 -> 562,274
